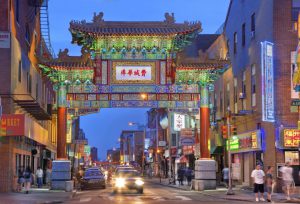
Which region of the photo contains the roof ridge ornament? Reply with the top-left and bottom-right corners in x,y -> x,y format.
164,12 -> 175,24
93,12 -> 104,24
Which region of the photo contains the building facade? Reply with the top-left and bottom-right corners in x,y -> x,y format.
0,0 -> 57,192
217,0 -> 300,187
90,147 -> 98,162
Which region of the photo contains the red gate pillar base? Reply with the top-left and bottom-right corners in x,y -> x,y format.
193,160 -> 216,190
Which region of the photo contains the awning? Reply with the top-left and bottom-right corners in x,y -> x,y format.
211,146 -> 224,155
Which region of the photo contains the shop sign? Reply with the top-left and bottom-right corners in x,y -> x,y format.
84,145 -> 91,155
183,145 -> 194,155
283,129 -> 300,147
180,137 -> 195,146
170,147 -> 177,157
0,31 -> 10,48
0,114 -> 25,136
174,113 -> 185,131
158,141 -> 166,147
228,130 -> 262,153
291,99 -> 300,106
261,41 -> 275,122
180,128 -> 194,137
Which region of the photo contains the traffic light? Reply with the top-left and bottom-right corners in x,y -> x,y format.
222,125 -> 228,139
231,125 -> 237,136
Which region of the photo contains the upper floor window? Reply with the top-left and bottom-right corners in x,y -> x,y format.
25,24 -> 30,44
16,0 -> 20,23
251,64 -> 256,107
292,0 -> 300,21
242,23 -> 246,46
18,60 -> 22,82
251,13 -> 256,32
234,32 -> 237,54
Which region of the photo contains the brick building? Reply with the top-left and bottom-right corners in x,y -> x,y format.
0,0 -> 57,192
212,0 -> 300,188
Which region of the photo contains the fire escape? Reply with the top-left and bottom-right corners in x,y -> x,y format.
39,0 -> 56,58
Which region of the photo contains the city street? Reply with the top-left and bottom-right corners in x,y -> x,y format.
68,182 -> 246,204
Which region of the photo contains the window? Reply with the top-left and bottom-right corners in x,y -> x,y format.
242,23 -> 246,46
242,71 -> 246,110
27,72 -> 32,93
251,65 -> 256,107
292,0 -> 300,21
171,133 -> 176,146
251,13 -> 256,32
234,32 -> 237,54
16,0 -> 20,23
219,91 -> 223,113
18,60 -> 22,82
234,78 -> 238,113
25,24 -> 30,44
36,83 -> 38,100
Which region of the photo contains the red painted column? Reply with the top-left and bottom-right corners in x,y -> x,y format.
57,107 -> 67,159
200,85 -> 210,159
57,84 -> 67,159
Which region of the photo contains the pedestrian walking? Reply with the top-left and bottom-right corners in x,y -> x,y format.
222,166 -> 229,188
266,166 -> 274,202
45,167 -> 51,186
24,167 -> 33,194
251,164 -> 265,202
185,167 -> 193,186
17,167 -> 25,192
36,166 -> 43,188
280,162 -> 294,201
177,167 -> 184,185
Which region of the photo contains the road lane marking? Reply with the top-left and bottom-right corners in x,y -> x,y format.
79,197 -> 92,202
175,196 -> 192,201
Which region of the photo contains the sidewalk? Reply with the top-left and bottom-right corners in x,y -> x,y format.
0,188 -> 75,204
148,177 -> 300,203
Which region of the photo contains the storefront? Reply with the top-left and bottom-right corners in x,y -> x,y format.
228,130 -> 263,186
277,129 -> 300,185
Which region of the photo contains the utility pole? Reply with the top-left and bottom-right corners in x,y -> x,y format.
226,107 -> 234,195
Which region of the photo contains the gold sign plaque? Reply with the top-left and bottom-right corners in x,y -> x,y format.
111,61 -> 156,84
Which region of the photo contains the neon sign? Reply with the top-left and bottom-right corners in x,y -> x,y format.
261,41 -> 275,122
283,129 -> 300,147
228,130 -> 262,153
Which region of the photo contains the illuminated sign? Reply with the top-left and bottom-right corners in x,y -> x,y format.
84,145 -> 91,155
174,113 -> 185,131
0,31 -> 10,48
112,61 -> 156,84
261,41 -> 275,122
0,114 -> 25,136
183,146 -> 194,155
283,129 -> 300,147
228,130 -> 262,153
116,66 -> 151,81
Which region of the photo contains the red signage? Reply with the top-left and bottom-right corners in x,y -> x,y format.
183,146 -> 194,155
0,114 -> 25,136
170,147 -> 177,157
283,129 -> 300,147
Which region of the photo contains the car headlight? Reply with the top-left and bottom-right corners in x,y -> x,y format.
115,178 -> 126,188
135,179 -> 144,186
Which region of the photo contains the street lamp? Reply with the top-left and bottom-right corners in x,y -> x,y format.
128,122 -> 146,176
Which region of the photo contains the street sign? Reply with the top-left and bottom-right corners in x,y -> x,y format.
291,99 -> 300,106
158,141 -> 166,147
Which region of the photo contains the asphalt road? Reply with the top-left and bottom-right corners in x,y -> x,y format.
66,181 -> 254,204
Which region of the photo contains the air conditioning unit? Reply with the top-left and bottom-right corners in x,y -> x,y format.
239,92 -> 246,99
250,31 -> 255,39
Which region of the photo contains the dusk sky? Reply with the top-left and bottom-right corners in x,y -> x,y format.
48,0 -> 230,160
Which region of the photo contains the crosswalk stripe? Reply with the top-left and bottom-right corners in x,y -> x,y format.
175,196 -> 192,201
80,197 -> 92,202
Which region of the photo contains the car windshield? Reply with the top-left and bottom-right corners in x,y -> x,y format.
116,170 -> 140,177
84,169 -> 103,177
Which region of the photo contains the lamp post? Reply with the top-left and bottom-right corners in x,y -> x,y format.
226,107 -> 234,195
128,122 -> 146,176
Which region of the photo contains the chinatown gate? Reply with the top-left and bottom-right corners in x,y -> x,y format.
39,13 -> 227,190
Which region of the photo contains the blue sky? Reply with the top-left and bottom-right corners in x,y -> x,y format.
48,0 -> 230,160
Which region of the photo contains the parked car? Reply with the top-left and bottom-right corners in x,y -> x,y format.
80,167 -> 106,190
113,169 -> 144,194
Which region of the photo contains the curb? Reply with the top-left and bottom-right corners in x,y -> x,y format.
147,179 -> 191,191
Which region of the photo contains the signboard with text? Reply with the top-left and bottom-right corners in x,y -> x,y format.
112,61 -> 156,84
261,41 -> 275,122
283,129 -> 300,148
0,114 -> 25,136
174,113 -> 185,131
228,130 -> 262,153
0,31 -> 10,48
